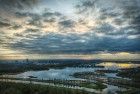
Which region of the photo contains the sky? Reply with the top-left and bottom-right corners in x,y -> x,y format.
0,0 -> 140,60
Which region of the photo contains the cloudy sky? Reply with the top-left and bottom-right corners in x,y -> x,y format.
0,0 -> 140,60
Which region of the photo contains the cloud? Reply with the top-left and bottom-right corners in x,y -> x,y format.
75,0 -> 140,38
10,25 -> 22,30
7,28 -> 139,54
0,17 -> 11,27
95,23 -> 115,34
0,0 -> 38,10
75,0 -> 97,14
0,21 -> 10,27
59,20 -> 74,28
0,0 -> 139,57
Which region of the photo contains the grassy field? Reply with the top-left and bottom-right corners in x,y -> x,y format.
0,82 -> 92,94
80,82 -> 107,90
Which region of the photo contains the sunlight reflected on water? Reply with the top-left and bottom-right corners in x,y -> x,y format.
97,62 -> 140,69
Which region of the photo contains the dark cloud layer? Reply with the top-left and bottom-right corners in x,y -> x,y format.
59,20 -> 75,28
0,21 -> 10,27
0,17 -> 10,27
9,31 -> 140,54
0,0 -> 38,10
0,0 -> 140,55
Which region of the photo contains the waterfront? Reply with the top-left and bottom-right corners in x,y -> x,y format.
1,61 -> 140,94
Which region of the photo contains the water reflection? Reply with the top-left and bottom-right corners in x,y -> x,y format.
5,62 -> 140,80
10,67 -> 97,80
97,62 -> 140,70
3,62 -> 137,93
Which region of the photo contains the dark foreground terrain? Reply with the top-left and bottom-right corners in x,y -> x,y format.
0,82 -> 90,94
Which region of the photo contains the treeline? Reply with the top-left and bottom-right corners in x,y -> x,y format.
0,59 -> 101,75
117,67 -> 140,88
0,82 -> 92,94
0,63 -> 49,75
117,67 -> 140,82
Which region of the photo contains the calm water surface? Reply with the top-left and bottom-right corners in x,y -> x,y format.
7,67 -> 98,80
97,62 -> 140,70
5,62 -> 140,80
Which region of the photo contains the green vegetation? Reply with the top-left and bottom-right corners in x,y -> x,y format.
0,59 -> 101,75
117,67 -> 140,88
1,60 -> 140,94
0,77 -> 106,90
80,82 -> 107,90
73,72 -> 105,80
95,70 -> 118,73
0,82 -> 91,94
117,67 -> 140,82
0,63 -> 49,75
117,88 -> 140,94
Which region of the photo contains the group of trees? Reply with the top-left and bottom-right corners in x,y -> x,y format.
117,67 -> 140,88
0,59 -> 100,75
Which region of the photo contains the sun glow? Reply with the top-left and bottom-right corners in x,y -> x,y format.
98,62 -> 140,69
73,20 -> 98,34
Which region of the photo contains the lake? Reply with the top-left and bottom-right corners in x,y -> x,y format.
2,62 -> 140,94
4,62 -> 140,80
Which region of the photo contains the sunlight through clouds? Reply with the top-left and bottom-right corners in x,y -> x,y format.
0,0 -> 139,59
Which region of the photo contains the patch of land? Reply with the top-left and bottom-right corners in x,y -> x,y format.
0,59 -> 103,75
0,82 -> 90,94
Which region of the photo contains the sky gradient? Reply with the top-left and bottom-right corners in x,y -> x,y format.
0,0 -> 140,60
